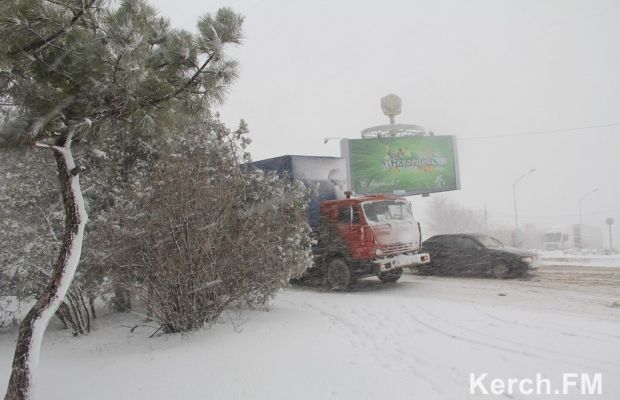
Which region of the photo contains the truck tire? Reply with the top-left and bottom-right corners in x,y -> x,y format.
289,268 -> 323,287
378,268 -> 403,283
491,262 -> 510,279
325,258 -> 352,290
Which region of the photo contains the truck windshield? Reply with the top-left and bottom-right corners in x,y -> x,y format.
362,201 -> 412,223
544,233 -> 562,242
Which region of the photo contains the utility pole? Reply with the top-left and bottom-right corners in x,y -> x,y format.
577,188 -> 598,248
579,188 -> 599,226
484,203 -> 488,232
512,168 -> 536,246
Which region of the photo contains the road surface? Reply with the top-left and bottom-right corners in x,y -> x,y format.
1,266 -> 619,399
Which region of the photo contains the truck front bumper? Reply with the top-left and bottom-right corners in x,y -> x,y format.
377,253 -> 431,273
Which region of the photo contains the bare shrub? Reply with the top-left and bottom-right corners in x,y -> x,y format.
111,122 -> 312,333
55,284 -> 93,336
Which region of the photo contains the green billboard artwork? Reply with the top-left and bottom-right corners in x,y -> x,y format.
342,136 -> 460,195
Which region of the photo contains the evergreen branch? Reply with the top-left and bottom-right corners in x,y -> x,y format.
112,54 -> 123,85
9,0 -> 98,57
153,62 -> 169,70
150,53 -> 216,106
24,23 -> 84,56
30,52 -> 78,85
44,0 -> 74,11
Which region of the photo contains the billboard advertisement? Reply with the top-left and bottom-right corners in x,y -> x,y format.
341,136 -> 460,196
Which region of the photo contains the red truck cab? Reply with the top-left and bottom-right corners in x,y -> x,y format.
313,194 -> 430,289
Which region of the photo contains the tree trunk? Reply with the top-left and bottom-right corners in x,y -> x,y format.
4,140 -> 87,400
89,296 -> 96,320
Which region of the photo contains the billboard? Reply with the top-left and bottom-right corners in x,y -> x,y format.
341,136 -> 460,196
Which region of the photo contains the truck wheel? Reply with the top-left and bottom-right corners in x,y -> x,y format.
325,258 -> 352,290
290,268 -> 323,287
491,262 -> 510,279
378,268 -> 403,283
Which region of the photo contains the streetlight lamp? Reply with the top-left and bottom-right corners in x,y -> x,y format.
578,188 -> 598,226
513,168 -> 536,246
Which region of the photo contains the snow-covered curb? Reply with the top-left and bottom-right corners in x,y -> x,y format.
539,255 -> 620,268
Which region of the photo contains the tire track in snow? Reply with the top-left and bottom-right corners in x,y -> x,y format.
415,305 -> 620,370
295,299 -> 454,398
481,310 -> 619,343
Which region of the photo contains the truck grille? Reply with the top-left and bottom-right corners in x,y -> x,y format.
382,242 -> 415,256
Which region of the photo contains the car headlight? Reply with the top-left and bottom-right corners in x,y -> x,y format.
521,257 -> 533,263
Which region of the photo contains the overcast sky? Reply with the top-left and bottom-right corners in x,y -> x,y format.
150,0 -> 620,245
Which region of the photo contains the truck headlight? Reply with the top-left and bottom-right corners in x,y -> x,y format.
375,248 -> 383,256
521,257 -> 533,263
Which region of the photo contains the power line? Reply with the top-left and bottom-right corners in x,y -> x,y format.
459,122 -> 620,140
318,121 -> 620,143
488,208 -> 620,220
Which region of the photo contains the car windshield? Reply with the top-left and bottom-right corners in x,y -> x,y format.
362,200 -> 412,223
474,235 -> 505,248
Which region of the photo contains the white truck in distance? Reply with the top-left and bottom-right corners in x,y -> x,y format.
543,224 -> 603,250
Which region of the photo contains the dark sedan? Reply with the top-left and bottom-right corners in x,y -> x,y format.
418,233 -> 538,278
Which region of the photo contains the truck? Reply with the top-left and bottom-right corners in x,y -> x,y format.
250,155 -> 430,289
542,224 -> 603,251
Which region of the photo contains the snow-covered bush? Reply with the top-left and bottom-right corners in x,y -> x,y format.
0,140 -> 153,331
109,119 -> 313,333
0,149 -> 63,327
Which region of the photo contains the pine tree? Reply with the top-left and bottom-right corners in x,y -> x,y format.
0,1 -> 243,398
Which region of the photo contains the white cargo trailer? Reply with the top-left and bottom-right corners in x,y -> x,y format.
543,224 -> 603,250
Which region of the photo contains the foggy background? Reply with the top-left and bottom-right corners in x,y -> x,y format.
149,0 -> 620,248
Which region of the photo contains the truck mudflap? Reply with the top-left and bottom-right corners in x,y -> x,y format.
377,253 -> 430,273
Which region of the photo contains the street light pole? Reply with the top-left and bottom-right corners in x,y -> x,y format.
578,188 -> 599,226
512,168 -> 536,246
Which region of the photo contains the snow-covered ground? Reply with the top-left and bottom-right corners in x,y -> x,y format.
539,253 -> 620,268
1,266 -> 619,399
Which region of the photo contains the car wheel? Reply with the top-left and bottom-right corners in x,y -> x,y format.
491,262 -> 510,279
417,264 -> 435,276
378,268 -> 403,283
325,258 -> 352,290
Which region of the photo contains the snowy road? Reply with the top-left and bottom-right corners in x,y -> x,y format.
1,266 -> 619,399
